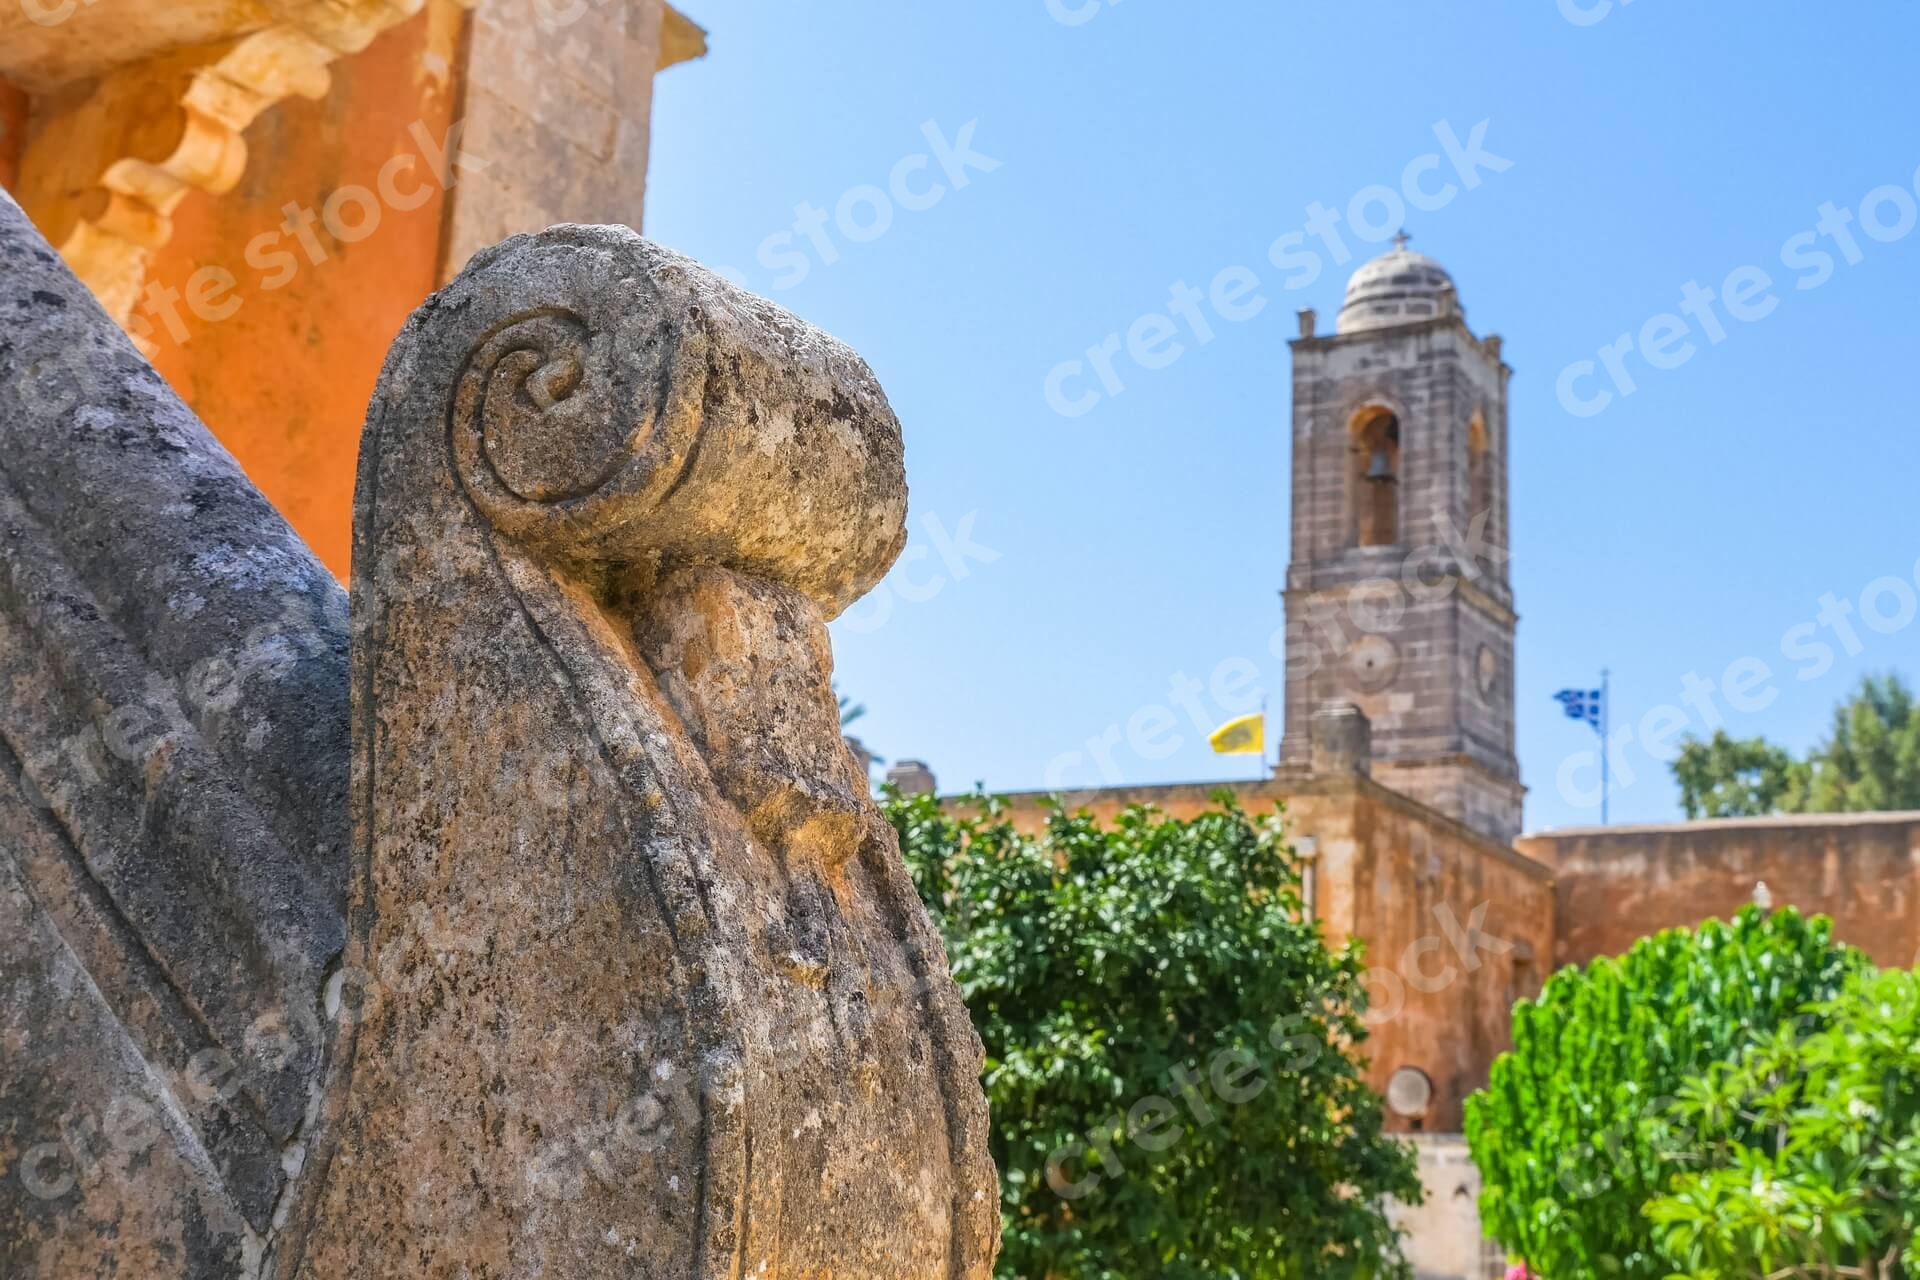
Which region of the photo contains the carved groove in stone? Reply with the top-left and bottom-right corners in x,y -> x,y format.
453,306 -> 675,516
0,187 -> 350,1278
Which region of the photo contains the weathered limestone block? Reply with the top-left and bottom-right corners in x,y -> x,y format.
0,186 -> 998,1277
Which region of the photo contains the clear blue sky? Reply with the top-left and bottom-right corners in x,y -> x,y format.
646,0 -> 1920,830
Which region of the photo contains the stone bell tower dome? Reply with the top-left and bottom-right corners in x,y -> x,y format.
1278,235 -> 1524,844
1336,236 -> 1460,334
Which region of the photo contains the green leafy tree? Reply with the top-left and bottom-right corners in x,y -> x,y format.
1648,967 -> 1920,1280
1672,730 -> 1804,819
1465,908 -> 1866,1280
1796,674 -> 1920,813
1669,675 -> 1920,817
887,791 -> 1422,1280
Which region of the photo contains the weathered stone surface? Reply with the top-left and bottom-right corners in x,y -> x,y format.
0,185 -> 348,1276
277,223 -> 999,1278
1,190 -> 998,1277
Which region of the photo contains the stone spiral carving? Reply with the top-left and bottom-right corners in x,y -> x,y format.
462,310 -> 631,505
273,224 -> 998,1278
442,244 -> 910,606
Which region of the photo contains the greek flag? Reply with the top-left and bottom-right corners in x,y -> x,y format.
1554,687 -> 1604,729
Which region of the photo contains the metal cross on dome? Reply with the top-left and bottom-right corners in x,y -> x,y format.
1392,229 -> 1412,250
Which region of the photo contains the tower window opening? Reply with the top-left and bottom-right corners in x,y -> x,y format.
1350,408 -> 1401,547
1468,412 -> 1494,574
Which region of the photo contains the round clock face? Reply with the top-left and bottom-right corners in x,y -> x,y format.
1476,644 -> 1500,699
1346,634 -> 1399,693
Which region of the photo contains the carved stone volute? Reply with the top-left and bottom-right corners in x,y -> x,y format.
276,224 -> 997,1278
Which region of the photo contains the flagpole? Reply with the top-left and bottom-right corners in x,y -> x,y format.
1600,668 -> 1610,826
1259,693 -> 1270,782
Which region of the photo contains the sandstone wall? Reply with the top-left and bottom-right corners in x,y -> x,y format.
0,80 -> 23,190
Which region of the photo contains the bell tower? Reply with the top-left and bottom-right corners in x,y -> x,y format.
1277,235 -> 1524,843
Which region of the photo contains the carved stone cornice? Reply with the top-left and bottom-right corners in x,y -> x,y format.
49,0 -> 431,344
7,0 -> 704,352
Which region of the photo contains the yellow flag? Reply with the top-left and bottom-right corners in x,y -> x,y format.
1208,712 -> 1265,755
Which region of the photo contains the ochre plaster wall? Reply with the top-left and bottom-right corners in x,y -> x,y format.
137,4 -> 464,580
0,79 -> 25,190
1304,775 -> 1552,1132
1518,812 -> 1920,970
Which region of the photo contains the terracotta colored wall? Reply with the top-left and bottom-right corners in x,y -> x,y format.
136,2 -> 466,580
989,776 -> 1295,833
1322,777 -> 1552,1131
1519,813 -> 1920,971
987,773 -> 1555,1132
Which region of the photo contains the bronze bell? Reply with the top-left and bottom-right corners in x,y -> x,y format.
1364,446 -> 1395,483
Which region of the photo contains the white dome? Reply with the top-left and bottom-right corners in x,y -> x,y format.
1336,236 -> 1458,334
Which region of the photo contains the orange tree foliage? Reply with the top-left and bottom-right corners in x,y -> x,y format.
887,792 -> 1421,1280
